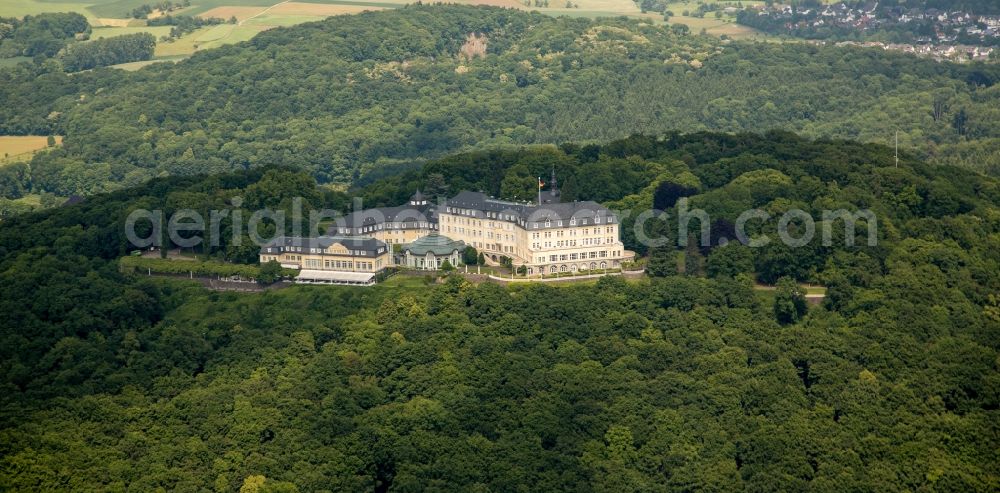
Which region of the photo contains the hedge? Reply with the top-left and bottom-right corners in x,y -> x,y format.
119,256 -> 298,279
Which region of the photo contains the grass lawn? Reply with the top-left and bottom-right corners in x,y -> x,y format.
379,274 -> 435,289
0,136 -> 61,164
0,57 -> 32,69
10,194 -> 42,207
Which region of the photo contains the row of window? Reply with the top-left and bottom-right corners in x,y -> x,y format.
524,261 -> 614,275
531,237 -> 617,249
443,208 -> 616,229
532,226 -> 614,239
442,215 -> 516,230
303,259 -> 379,270
531,216 -> 613,229
537,250 -> 620,263
335,224 -> 436,235
272,246 -> 383,256
445,226 -> 515,243
357,222 -> 432,234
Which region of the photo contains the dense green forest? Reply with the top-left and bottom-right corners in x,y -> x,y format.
0,5 -> 999,201
61,32 -> 156,72
0,12 -> 90,58
1,132 -> 998,490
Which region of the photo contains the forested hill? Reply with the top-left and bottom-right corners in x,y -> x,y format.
1,5 -> 999,201
1,132 -> 999,490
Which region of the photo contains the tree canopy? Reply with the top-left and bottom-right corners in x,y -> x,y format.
0,132 -> 998,490
1,5 -> 998,201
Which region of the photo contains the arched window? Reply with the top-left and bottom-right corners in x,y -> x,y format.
600,261 -> 607,269
560,265 -> 567,272
590,262 -> 597,270
550,265 -> 557,273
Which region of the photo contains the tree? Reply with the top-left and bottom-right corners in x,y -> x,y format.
822,272 -> 853,312
653,180 -> 698,210
462,246 -> 479,265
646,247 -> 677,277
60,32 -> 155,72
706,243 -> 753,278
423,172 -> 448,200
258,259 -> 284,284
953,108 -> 968,136
683,235 -> 703,277
440,259 -> 454,271
46,135 -> 56,147
774,276 -> 807,325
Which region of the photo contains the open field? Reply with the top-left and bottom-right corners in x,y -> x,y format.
197,5 -> 269,21
0,136 -> 61,164
90,25 -> 173,39
86,0 -> 203,18
452,0 -> 528,8
547,0 -> 639,14
11,194 -> 42,207
170,0 -> 284,17
268,2 -> 387,16
0,0 -> 97,19
110,54 -> 186,70
94,17 -> 138,26
242,14 -> 326,27
152,23 -> 264,55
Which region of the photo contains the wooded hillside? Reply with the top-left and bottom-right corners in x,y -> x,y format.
1,133 -> 998,491
0,5 -> 998,201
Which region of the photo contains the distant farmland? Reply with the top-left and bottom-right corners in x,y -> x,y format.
0,0 -> 762,70
0,136 -> 61,164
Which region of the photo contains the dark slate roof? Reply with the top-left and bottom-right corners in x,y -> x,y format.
538,189 -> 561,204
524,201 -> 617,227
444,191 -> 616,229
323,189 -> 615,234
401,233 -> 466,256
337,203 -> 436,229
261,235 -> 387,256
447,191 -> 532,216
